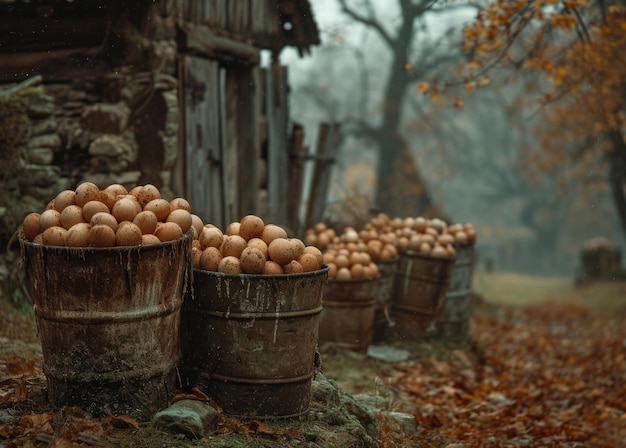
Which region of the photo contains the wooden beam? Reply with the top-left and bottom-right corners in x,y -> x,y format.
177,22 -> 260,65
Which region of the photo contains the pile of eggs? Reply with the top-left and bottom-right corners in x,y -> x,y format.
192,214 -> 324,275
304,223 -> 336,249
21,183 -> 195,247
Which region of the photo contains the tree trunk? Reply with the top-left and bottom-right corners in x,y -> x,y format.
608,130 -> 626,236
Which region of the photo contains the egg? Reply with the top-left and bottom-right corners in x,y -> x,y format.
298,253 -> 320,272
261,224 -> 288,245
82,200 -> 110,222
220,235 -> 247,258
90,212 -> 118,232
350,263 -> 365,279
53,190 -> 76,212
239,215 -> 265,240
155,222 -> 183,242
136,184 -> 161,208
438,234 -> 455,246
327,263 -> 337,279
103,183 -> 128,196
199,226 -> 224,249
112,197 -> 139,222
33,234 -> 43,244
336,267 -> 352,281
263,260 -> 284,275
225,221 -> 241,236
303,246 -> 323,266
169,197 -> 191,213
268,238 -> 295,265
144,199 -> 171,222
116,195 -> 142,214
191,246 -> 202,268
367,262 -> 379,277
247,238 -> 268,258
97,190 -> 117,211
22,213 -> 41,241
446,244 -> 457,258
323,251 -> 335,265
316,232 -> 330,248
89,224 -> 116,247
419,242 -> 432,256
218,256 -> 242,274
200,247 -> 223,272
59,205 -> 85,230
240,246 -> 266,274
66,223 -> 91,247
431,245 -> 448,258
191,214 -> 204,237
142,234 -> 161,246
116,223 -> 143,246
334,254 -> 349,270
45,199 -> 55,211
39,209 -> 62,231
75,182 -> 100,207
414,217 -> 427,232
166,209 -> 192,233
283,260 -> 303,274
133,211 -> 158,235
42,226 -> 68,246
290,238 -> 305,259
305,233 -> 317,246
454,231 -> 468,245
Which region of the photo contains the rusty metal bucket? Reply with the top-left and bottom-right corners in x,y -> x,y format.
181,266 -> 329,418
372,258 -> 399,343
318,277 -> 379,353
391,250 -> 454,340
433,245 -> 475,340
19,230 -> 192,420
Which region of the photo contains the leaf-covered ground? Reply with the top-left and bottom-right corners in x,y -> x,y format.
1,279 -> 625,447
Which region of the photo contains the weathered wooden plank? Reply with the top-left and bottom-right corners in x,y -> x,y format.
222,68 -> 239,225
288,122 -> 306,235
178,22 -> 260,64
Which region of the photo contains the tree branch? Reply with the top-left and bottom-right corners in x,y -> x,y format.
337,0 -> 395,49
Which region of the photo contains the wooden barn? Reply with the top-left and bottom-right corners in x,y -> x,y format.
0,0 -> 320,233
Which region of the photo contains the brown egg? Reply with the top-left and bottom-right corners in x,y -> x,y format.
438,233 -> 455,246
327,263 -> 337,279
133,210 -> 158,235
128,186 -> 143,197
75,182 -> 100,207
220,235 -> 247,258
33,234 -> 43,244
268,238 -> 294,265
419,242 -> 432,256
191,214 -> 204,237
199,226 -> 224,250
116,223 -> 143,246
103,183 -> 128,196
263,260 -> 284,275
90,212 -> 118,232
53,190 -> 76,212
82,200 -> 110,222
66,223 -> 91,247
414,217 -> 427,232
97,190 -> 118,210
305,233 -> 318,246
316,232 -> 330,248
144,199 -> 171,221
283,260 -> 303,274
298,253 -> 320,272
60,205 -> 85,230
89,224 -> 116,247
239,215 -> 265,241
200,247 -> 223,272
192,239 -> 202,251
166,209 -> 192,233
368,262 -> 380,277
116,195 -> 142,214
261,224 -> 288,245
290,238 -> 306,259
169,197 -> 191,213
334,254 -> 349,270
142,234 -> 161,245
348,251 -> 362,267
218,256 -> 242,274
336,267 -> 352,281
247,238 -> 268,258
155,222 -> 183,242
112,197 -> 139,222
240,246 -> 266,274
314,222 -> 326,233
350,263 -> 365,279
191,246 -> 202,268
446,244 -> 457,258
225,221 -> 241,236
42,226 -> 68,246
431,245 -> 448,258
136,184 -> 161,208
39,209 -> 62,231
22,213 -> 41,241
45,199 -> 55,211
303,246 -> 323,266
323,251 -> 335,265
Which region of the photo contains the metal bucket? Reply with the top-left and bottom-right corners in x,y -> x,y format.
19,230 -> 192,420
391,250 -> 454,340
433,245 -> 475,340
318,277 -> 379,353
181,266 -> 329,418
372,258 -> 398,343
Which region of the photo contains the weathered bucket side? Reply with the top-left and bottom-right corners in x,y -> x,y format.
181,266 -> 329,418
391,251 -> 454,340
433,245 -> 475,340
318,277 -> 379,353
19,231 -> 192,420
372,258 -> 398,343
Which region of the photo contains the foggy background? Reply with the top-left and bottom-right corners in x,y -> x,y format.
275,0 -> 625,278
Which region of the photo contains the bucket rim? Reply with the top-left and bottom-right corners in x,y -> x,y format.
374,257 -> 399,265
326,275 -> 380,285
18,228 -> 193,252
399,249 -> 456,263
193,264 -> 330,280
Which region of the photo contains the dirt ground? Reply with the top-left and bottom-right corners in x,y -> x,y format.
2,281 -> 626,447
